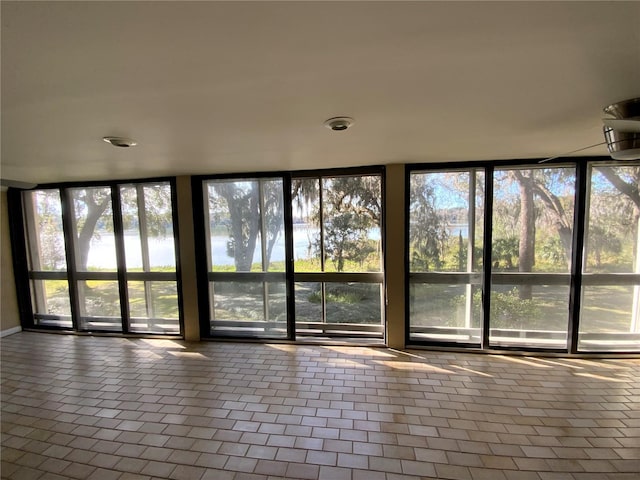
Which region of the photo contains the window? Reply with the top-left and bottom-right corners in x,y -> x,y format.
23,189 -> 72,327
408,169 -> 484,344
203,178 -> 288,338
196,169 -> 385,341
69,186 -> 121,330
19,180 -> 181,334
489,166 -> 576,349
579,164 -> 640,351
292,174 -> 384,339
120,183 -> 180,334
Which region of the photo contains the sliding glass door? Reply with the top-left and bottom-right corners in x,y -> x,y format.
292,173 -> 384,340
579,164 -> 640,351
408,161 -> 639,353
198,169 -> 385,341
408,169 -> 484,345
203,178 -> 288,338
489,166 -> 575,349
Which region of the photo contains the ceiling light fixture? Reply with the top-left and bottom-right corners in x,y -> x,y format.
324,117 -> 354,131
103,136 -> 137,148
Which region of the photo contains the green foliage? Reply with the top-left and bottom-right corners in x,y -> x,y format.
409,175 -> 448,271
456,288 -> 539,329
292,175 -> 381,273
491,237 -> 518,270
33,190 -> 66,270
537,235 -> 569,271
489,288 -> 540,328
308,284 -> 372,305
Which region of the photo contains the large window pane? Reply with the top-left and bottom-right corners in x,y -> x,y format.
580,165 -> 640,351
490,284 -> 569,348
206,179 -> 286,272
210,281 -> 287,337
24,190 -> 67,271
295,282 -> 323,323
295,282 -> 383,337
128,281 -> 180,334
121,183 -> 176,271
70,187 -> 116,272
490,167 -> 575,348
409,283 -> 482,343
325,282 -> 382,324
322,176 -> 382,273
30,280 -> 72,327
408,169 -> 484,344
292,179 -> 321,272
584,166 -> 639,274
579,285 -> 640,351
77,280 -> 121,330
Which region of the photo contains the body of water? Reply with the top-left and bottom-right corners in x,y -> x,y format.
87,225 -> 337,269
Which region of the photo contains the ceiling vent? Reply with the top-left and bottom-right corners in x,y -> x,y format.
603,98 -> 640,160
103,136 -> 137,148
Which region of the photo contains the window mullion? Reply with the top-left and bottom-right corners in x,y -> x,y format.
111,185 -> 130,333
60,188 -> 81,331
481,166 -> 494,350
568,162 -> 588,353
319,178 -> 326,324
283,174 -> 296,340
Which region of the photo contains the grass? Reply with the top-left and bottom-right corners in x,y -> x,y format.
210,256 -> 381,273
38,261 -> 638,334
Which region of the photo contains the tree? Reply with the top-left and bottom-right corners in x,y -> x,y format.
71,185 -> 174,272
530,175 -> 573,270
209,180 -> 284,272
409,174 -> 448,271
72,188 -> 111,271
262,181 -> 284,267
32,190 -> 66,270
512,170 -> 535,300
291,176 -> 381,272
510,169 -> 575,298
321,176 -> 381,272
598,166 -> 640,266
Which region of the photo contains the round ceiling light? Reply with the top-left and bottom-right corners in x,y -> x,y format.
324,117 -> 354,131
103,136 -> 137,148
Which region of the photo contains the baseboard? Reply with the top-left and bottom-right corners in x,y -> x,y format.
0,326 -> 22,338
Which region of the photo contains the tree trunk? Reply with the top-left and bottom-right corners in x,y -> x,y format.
516,172 -> 535,299
217,183 -> 260,272
76,192 -> 110,271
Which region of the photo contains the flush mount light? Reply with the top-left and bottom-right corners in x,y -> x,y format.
324,117 -> 354,131
103,136 -> 137,147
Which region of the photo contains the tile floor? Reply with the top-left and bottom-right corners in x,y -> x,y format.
1,332 -> 639,480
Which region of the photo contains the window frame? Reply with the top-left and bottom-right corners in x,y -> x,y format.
406,157 -> 640,354
193,166 -> 386,341
8,177 -> 184,336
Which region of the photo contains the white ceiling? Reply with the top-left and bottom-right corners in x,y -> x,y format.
2,1 -> 639,184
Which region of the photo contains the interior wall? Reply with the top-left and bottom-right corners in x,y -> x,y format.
1,190 -> 22,334
385,164 -> 405,348
175,176 -> 200,341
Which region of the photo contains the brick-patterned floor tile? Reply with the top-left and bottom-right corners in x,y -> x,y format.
1,332 -> 639,480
